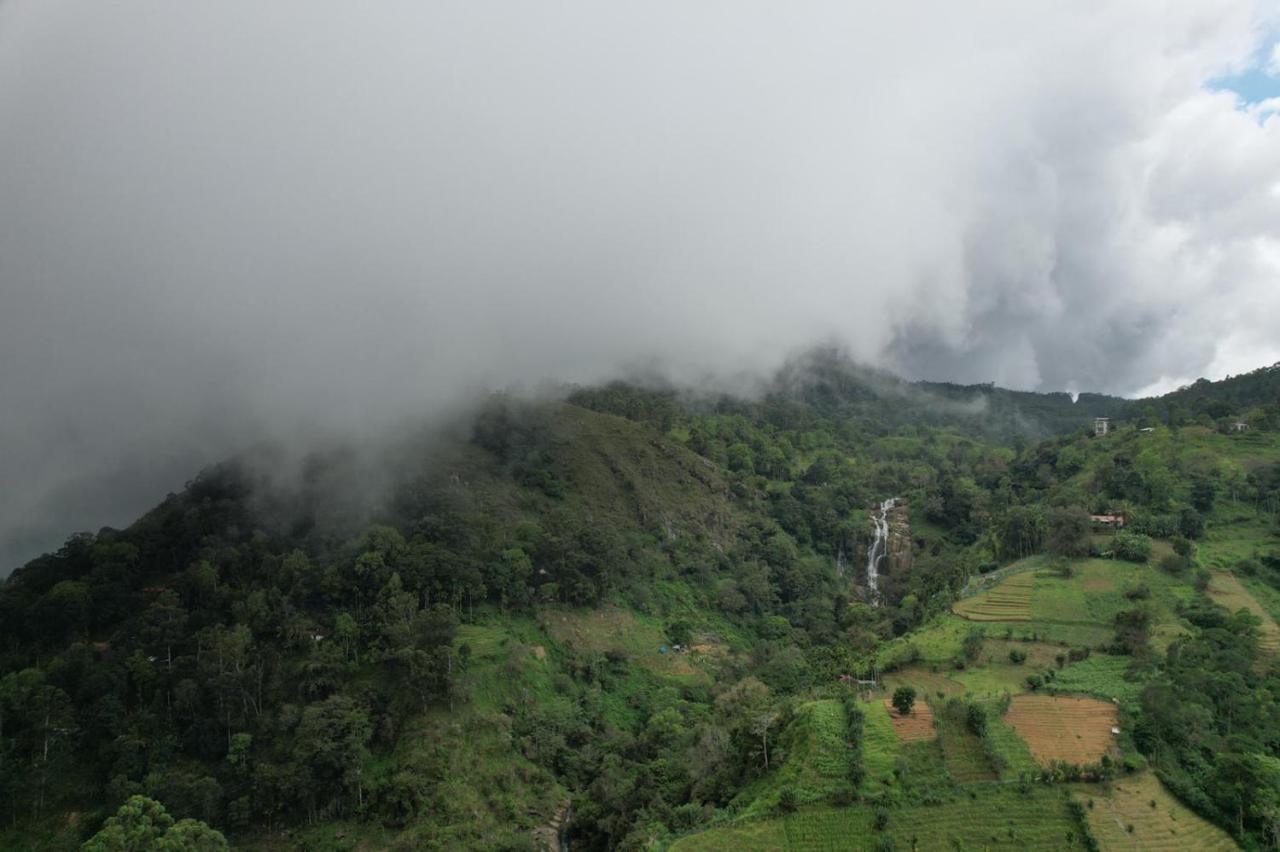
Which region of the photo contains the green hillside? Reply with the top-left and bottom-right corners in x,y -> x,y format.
2,359 -> 1278,850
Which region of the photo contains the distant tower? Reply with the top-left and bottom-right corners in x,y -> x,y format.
1094,417 -> 1110,436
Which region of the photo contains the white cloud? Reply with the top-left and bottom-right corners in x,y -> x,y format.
2,1 -> 1280,566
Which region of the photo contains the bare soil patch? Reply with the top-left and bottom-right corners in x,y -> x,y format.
883,697 -> 936,742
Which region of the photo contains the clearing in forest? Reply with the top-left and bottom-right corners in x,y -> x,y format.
1079,771 -> 1237,851
1207,571 -> 1280,654
1004,695 -> 1118,766
883,697 -> 935,742
541,607 -> 703,678
953,571 -> 1035,622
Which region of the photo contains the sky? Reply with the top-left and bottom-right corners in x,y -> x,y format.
2,1 -> 1280,572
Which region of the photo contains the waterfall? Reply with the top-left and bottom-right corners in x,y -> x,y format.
866,498 -> 897,605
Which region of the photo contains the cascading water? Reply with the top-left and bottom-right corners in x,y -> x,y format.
865,498 -> 897,605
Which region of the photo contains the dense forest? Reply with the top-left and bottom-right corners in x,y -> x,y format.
3,356 -> 1280,850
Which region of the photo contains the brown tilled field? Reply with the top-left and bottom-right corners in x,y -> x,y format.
884,697 -> 936,742
1005,695 -> 1118,765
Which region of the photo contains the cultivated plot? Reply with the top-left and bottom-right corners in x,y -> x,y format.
1079,771 -> 1237,851
954,571 -> 1035,622
883,696 -> 935,742
1004,695 -> 1118,766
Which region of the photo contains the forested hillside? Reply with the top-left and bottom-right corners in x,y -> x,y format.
2,357 -> 1279,850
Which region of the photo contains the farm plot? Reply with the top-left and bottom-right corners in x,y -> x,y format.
859,699 -> 903,792
881,666 -> 965,699
954,571 -> 1035,622
982,710 -> 1040,778
883,697 -> 936,742
669,818 -> 790,851
1079,771 -> 1237,851
1051,655 -> 1148,708
936,713 -> 997,782
673,786 -> 1089,851
1005,695 -> 1118,766
1207,571 -> 1280,654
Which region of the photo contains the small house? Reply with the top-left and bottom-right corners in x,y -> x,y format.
1232,421 -> 1249,432
1094,417 -> 1110,436
1090,514 -> 1126,529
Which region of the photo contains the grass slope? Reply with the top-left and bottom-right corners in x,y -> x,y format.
1078,771 -> 1238,851
672,785 -> 1091,851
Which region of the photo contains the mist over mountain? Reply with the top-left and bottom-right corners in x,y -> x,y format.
2,5 -> 1279,569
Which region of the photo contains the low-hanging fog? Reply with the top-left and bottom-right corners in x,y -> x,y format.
2,1 -> 1279,572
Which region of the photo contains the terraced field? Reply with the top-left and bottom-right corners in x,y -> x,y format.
1207,571 -> 1280,654
1080,771 -> 1238,850
883,696 -> 935,742
1005,695 -> 1118,766
954,571 -> 1035,621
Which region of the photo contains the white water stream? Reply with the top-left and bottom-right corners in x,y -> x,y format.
865,498 -> 897,605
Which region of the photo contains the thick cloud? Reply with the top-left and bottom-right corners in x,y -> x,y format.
2,1 -> 1279,571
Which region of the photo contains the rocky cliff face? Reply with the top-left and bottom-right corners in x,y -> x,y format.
885,503 -> 912,576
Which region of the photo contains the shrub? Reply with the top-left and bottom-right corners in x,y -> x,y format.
965,702 -> 988,737
962,628 -> 985,661
891,686 -> 916,717
1008,648 -> 1027,665
1025,674 -> 1044,690
1123,584 -> 1150,601
1112,532 -> 1153,563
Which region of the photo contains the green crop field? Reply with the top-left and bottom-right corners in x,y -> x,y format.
947,556 -> 1201,651
1050,654 -> 1149,708
859,698 -> 903,794
982,709 -> 1041,778
936,710 -> 997,782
